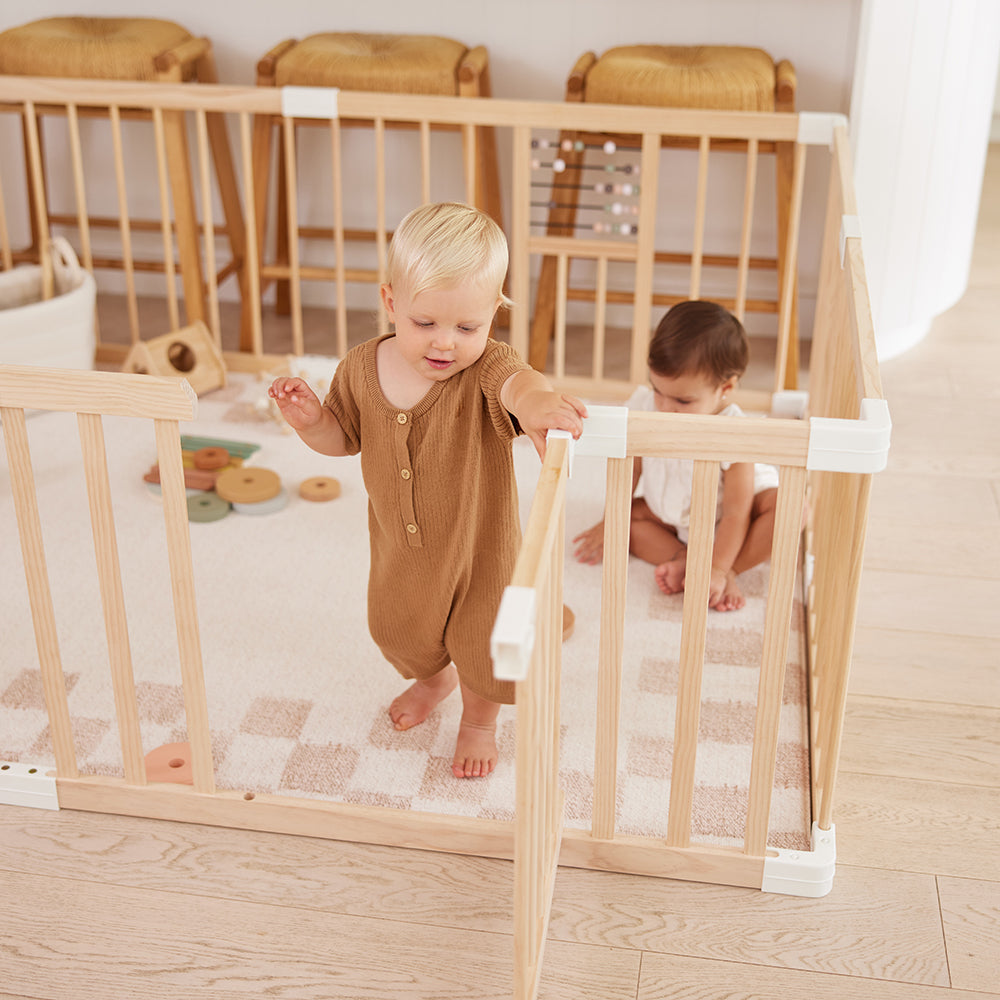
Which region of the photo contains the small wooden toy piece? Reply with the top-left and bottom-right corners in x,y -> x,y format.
187,492 -> 231,522
180,435 -> 260,460
144,464 -> 221,491
233,488 -> 289,515
122,320 -> 227,396
144,742 -> 194,785
562,605 -> 575,642
299,476 -> 341,501
214,466 -> 282,504
192,446 -> 231,470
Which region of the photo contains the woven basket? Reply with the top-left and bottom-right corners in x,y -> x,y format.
0,237 -> 97,369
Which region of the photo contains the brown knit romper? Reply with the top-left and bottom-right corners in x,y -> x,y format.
324,335 -> 529,704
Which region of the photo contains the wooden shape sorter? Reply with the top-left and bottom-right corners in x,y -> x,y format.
122,320 -> 227,396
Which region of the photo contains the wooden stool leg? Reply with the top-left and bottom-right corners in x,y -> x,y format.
274,123 -> 292,316
20,107 -> 47,259
240,109 -> 275,351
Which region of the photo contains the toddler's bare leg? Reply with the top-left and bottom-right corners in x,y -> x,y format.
732,488 -> 779,576
389,663 -> 458,731
452,682 -> 501,779
629,497 -> 687,593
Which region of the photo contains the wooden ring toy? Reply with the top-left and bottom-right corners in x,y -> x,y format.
193,446 -> 231,470
299,476 -> 341,501
233,488 -> 289,516
562,604 -> 575,642
186,491 -> 231,522
214,466 -> 282,504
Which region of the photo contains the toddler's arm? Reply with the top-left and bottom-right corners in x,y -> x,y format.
709,461 -> 754,605
268,377 -> 350,456
500,368 -> 587,459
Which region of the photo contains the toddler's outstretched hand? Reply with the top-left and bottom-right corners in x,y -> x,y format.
268,376 -> 323,431
573,520 -> 605,564
520,390 -> 588,459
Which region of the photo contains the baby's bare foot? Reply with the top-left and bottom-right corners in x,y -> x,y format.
389,665 -> 458,731
711,573 -> 746,612
452,720 -> 498,778
654,555 -> 686,595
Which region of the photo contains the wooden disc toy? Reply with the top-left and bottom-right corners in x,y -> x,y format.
187,492 -> 231,522
192,446 -> 231,470
299,476 -> 341,501
214,466 -> 282,504
233,488 -> 289,516
144,742 -> 193,785
562,605 -> 575,642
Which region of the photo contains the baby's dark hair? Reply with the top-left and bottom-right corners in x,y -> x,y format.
647,300 -> 749,385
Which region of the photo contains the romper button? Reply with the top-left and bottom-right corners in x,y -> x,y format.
396,413 -> 407,424
406,523 -> 418,534
400,468 -> 411,480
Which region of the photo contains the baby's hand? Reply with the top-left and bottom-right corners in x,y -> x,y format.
268,376 -> 323,431
520,391 -> 588,459
572,521 -> 605,564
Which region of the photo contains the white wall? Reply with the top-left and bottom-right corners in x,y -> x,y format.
0,2 -> 864,337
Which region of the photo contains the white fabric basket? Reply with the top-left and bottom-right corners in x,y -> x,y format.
0,237 -> 97,369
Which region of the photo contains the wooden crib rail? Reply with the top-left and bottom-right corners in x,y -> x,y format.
0,366 -> 214,794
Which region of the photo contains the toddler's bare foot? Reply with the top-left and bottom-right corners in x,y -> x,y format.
711,573 -> 746,612
452,719 -> 498,778
389,664 -> 458,731
654,554 -> 687,595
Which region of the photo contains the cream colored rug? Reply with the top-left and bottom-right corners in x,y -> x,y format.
0,372 -> 809,850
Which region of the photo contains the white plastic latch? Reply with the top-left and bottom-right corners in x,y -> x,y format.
575,405 -> 628,459
762,823 -> 836,897
0,760 -> 59,810
281,86 -> 340,120
840,215 -> 863,267
807,398 -> 891,473
770,390 -> 809,420
797,112 -> 848,148
491,586 -> 537,682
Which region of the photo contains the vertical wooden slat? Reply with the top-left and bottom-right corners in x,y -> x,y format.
1,406 -> 78,778
375,117 -> 388,336
0,146 -> 13,270
195,109 -> 222,345
554,253 -> 568,380
463,121 -> 477,206
77,412 -> 146,786
153,418 -> 214,794
22,100 -> 53,299
329,118 -> 348,359
509,125 -> 532,359
744,464 -> 807,854
774,141 -> 807,392
238,112 -> 264,360
419,120 -> 432,205
666,458 -> 718,847
592,256 -> 608,380
689,134 -> 710,300
281,115 -> 304,356
629,133 -> 660,385
65,105 -> 94,275
152,108 -> 181,334
734,138 -> 758,322
592,455 -> 633,839
109,105 -> 140,345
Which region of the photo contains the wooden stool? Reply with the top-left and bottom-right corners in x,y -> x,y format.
531,45 -> 798,385
0,16 -> 247,331
249,32 -> 502,343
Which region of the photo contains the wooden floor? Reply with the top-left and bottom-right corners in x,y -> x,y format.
3,149 -> 1000,998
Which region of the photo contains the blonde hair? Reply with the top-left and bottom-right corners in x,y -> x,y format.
386,202 -> 512,307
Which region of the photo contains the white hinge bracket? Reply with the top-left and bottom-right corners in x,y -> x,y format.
491,586 -> 536,682
808,398 -> 891,473
281,86 -> 340,120
762,823 -> 836,897
0,760 -> 59,810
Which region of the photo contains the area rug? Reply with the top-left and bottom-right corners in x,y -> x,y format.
0,371 -> 810,850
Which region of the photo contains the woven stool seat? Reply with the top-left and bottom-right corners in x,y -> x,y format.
272,32 -> 472,94
583,45 -> 779,112
0,17 -> 194,81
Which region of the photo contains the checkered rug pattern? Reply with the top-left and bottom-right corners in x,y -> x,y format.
1,373 -> 810,850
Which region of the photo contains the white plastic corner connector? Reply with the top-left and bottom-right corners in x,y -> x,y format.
807,398 -> 891,473
762,823 -> 836,897
491,586 -> 536,682
770,390 -> 809,420
0,760 -> 59,810
281,85 -> 340,120
575,405 -> 628,459
840,215 -> 863,267
796,111 -> 849,148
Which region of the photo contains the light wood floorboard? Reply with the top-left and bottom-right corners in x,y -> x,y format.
3,145 -> 1000,997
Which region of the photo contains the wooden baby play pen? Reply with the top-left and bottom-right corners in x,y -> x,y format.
0,74 -> 888,999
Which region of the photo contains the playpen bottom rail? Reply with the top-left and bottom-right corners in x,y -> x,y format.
50,774 -> 771,889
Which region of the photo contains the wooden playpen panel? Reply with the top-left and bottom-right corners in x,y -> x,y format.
1,77 -> 887,999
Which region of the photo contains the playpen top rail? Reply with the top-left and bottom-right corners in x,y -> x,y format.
0,75 -> 805,142
0,365 -> 196,420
